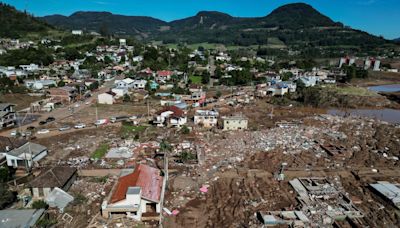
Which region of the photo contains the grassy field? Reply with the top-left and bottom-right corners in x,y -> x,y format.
189,75 -> 202,84
332,86 -> 379,96
91,143 -> 109,159
120,124 -> 147,138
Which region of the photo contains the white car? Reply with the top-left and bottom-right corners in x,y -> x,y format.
37,129 -> 50,134
74,123 -> 86,129
10,130 -> 17,137
74,103 -> 80,108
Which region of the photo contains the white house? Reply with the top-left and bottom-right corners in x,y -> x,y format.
112,87 -> 129,98
72,30 -> 83,35
24,80 -> 57,91
133,80 -> 147,89
115,78 -> 135,88
20,64 -> 39,72
154,106 -> 187,127
132,56 -> 143,62
5,142 -> 48,169
194,110 -> 219,128
119,39 -> 127,46
98,92 -> 117,105
101,164 -> 164,221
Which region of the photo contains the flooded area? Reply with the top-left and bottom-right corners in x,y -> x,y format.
328,108 -> 400,124
368,84 -> 400,93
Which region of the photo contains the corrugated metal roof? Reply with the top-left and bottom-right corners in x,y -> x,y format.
110,164 -> 163,203
370,181 -> 400,205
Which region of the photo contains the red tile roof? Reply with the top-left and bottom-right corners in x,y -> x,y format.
110,164 -> 163,203
156,105 -> 184,118
157,70 -> 173,77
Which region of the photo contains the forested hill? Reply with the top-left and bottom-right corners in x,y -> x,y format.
0,3 -> 52,38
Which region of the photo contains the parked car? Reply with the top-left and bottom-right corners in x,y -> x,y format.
46,117 -> 56,122
110,116 -> 129,123
74,123 -> 86,129
26,126 -> 36,131
95,119 -> 109,126
10,130 -> 17,137
37,129 -> 50,134
59,126 -> 71,131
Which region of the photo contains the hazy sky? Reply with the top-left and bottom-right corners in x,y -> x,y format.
2,0 -> 400,39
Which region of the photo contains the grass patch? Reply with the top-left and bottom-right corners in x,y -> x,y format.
334,86 -> 378,96
91,143 -> 109,159
120,123 -> 147,139
189,75 -> 202,84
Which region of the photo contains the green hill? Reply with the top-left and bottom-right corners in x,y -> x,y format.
0,3 -> 52,38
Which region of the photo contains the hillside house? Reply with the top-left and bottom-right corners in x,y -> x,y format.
98,91 -> 117,105
26,166 -> 77,199
156,70 -> 173,82
47,86 -> 77,104
101,164 -> 164,221
0,103 -> 16,130
194,110 -> 219,128
221,115 -> 248,131
154,106 -> 187,127
5,142 -> 48,169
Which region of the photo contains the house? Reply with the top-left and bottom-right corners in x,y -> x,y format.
19,64 -> 39,72
298,76 -> 318,87
24,79 -> 57,91
115,78 -> 135,88
119,38 -> 127,46
5,142 -> 48,169
26,166 -> 77,198
132,56 -> 143,62
112,87 -> 129,98
154,106 -> 187,127
98,91 -> 117,105
0,103 -> 16,129
102,164 -> 164,221
47,86 -> 77,104
72,30 -> 83,35
221,115 -> 248,131
0,209 -> 45,228
194,110 -> 219,128
149,81 -> 159,90
156,70 -> 173,82
0,136 -> 26,165
133,80 -> 147,89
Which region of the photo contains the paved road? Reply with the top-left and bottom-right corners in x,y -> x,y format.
0,80 -> 114,137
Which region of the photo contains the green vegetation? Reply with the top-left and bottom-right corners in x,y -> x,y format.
180,125 -> 190,134
334,86 -> 378,97
72,193 -> 88,205
0,48 -> 54,66
120,123 -> 147,139
32,200 -> 49,209
91,143 -> 109,159
178,151 -> 197,163
0,167 -> 9,183
36,218 -> 57,228
189,76 -> 202,84
0,3 -> 52,38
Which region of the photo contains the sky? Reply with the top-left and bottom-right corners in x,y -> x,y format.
2,0 -> 400,39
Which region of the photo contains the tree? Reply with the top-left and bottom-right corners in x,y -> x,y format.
0,185 -> 16,209
99,22 -> 109,37
180,125 -> 190,134
201,72 -> 210,84
89,81 -> 99,91
57,80 -> 65,87
123,94 -> 131,102
216,90 -> 222,98
0,167 -> 9,182
32,200 -> 48,209
281,72 -> 293,81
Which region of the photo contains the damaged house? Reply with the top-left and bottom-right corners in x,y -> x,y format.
101,164 -> 164,221
25,166 -> 77,198
154,106 -> 187,127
